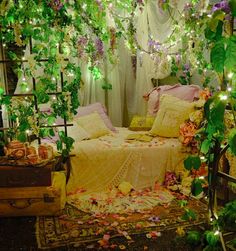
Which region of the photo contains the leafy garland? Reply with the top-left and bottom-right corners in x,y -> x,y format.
0,0 -> 236,247
0,0 -> 139,156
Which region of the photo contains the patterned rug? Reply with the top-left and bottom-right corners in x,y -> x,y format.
36,191 -> 208,250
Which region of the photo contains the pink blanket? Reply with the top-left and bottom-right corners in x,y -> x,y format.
144,84 -> 201,116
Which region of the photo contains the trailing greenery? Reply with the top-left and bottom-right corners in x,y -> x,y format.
0,0 -> 137,156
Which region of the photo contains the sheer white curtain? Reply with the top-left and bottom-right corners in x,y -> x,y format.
133,0 -> 189,116
82,0 -> 190,123
14,0 -> 193,126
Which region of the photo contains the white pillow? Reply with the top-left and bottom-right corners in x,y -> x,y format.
75,112 -> 111,139
58,123 -> 90,142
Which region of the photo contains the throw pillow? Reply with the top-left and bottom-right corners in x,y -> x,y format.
149,94 -> 195,137
75,112 -> 111,139
64,124 -> 90,141
129,115 -> 155,131
75,102 -> 116,132
144,84 -> 200,116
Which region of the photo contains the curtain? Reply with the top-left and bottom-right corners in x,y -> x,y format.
15,0 -> 203,127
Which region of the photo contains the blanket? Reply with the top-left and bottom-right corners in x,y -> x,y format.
66,128 -> 188,196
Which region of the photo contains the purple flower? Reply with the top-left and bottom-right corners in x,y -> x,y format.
95,38 -> 104,57
212,1 -> 231,14
184,3 -> 193,11
184,63 -> 190,72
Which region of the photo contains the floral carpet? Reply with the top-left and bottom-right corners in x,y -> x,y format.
36,188 -> 208,250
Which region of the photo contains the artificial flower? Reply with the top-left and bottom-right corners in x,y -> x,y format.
179,121 -> 197,146
212,0 -> 231,13
199,88 -> 211,101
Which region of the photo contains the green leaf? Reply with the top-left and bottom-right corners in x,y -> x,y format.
229,0 -> 236,17
212,10 -> 226,21
186,231 -> 201,246
205,231 -> 219,246
17,132 -> 27,142
0,87 -> 4,96
228,128 -> 236,155
182,208 -> 197,221
201,139 -> 211,154
184,155 -> 201,171
210,39 -> 226,72
210,98 -> 226,125
58,130 -> 65,140
47,115 -> 56,126
208,18 -> 219,32
179,200 -> 188,207
205,21 -> 223,41
56,140 -> 63,151
191,179 -> 203,196
225,36 -> 236,70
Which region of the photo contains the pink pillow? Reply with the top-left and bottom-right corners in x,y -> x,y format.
75,102 -> 116,132
144,84 -> 201,116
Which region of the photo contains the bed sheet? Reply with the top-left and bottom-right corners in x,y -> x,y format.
66,127 -> 188,195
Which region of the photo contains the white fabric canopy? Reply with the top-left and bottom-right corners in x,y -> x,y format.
13,0 -> 219,127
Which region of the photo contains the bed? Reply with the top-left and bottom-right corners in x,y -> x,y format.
66,127 -> 188,196
50,86 -> 201,197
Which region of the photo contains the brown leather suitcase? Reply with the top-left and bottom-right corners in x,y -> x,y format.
0,165 -> 51,187
0,171 -> 66,217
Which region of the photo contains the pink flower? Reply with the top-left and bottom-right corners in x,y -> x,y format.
179,121 -> 197,146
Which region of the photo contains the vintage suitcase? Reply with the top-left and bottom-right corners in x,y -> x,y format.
0,172 -> 66,217
0,165 -> 51,187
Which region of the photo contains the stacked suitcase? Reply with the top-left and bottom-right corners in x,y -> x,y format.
0,162 -> 64,217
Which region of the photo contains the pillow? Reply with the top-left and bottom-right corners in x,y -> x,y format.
65,124 -> 90,141
129,115 -> 155,131
144,84 -> 200,116
75,112 -> 111,139
149,94 -> 195,137
75,102 -> 116,132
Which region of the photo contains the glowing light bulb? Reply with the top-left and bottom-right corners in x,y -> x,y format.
199,176 -> 205,180
219,94 -> 228,100
228,72 -> 233,79
200,156 -> 205,160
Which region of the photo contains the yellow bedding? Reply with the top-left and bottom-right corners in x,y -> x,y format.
66,127 -> 188,196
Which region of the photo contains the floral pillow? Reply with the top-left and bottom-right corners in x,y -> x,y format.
150,94 -> 195,137
129,115 -> 155,131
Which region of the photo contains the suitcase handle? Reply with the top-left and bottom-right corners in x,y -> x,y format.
9,199 -> 33,209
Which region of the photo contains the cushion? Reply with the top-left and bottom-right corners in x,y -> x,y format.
129,115 -> 155,131
144,84 -> 200,116
75,102 -> 116,132
64,124 -> 90,141
75,112 -> 111,139
149,94 -> 195,137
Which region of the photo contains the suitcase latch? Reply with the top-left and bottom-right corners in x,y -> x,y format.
43,194 -> 55,203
